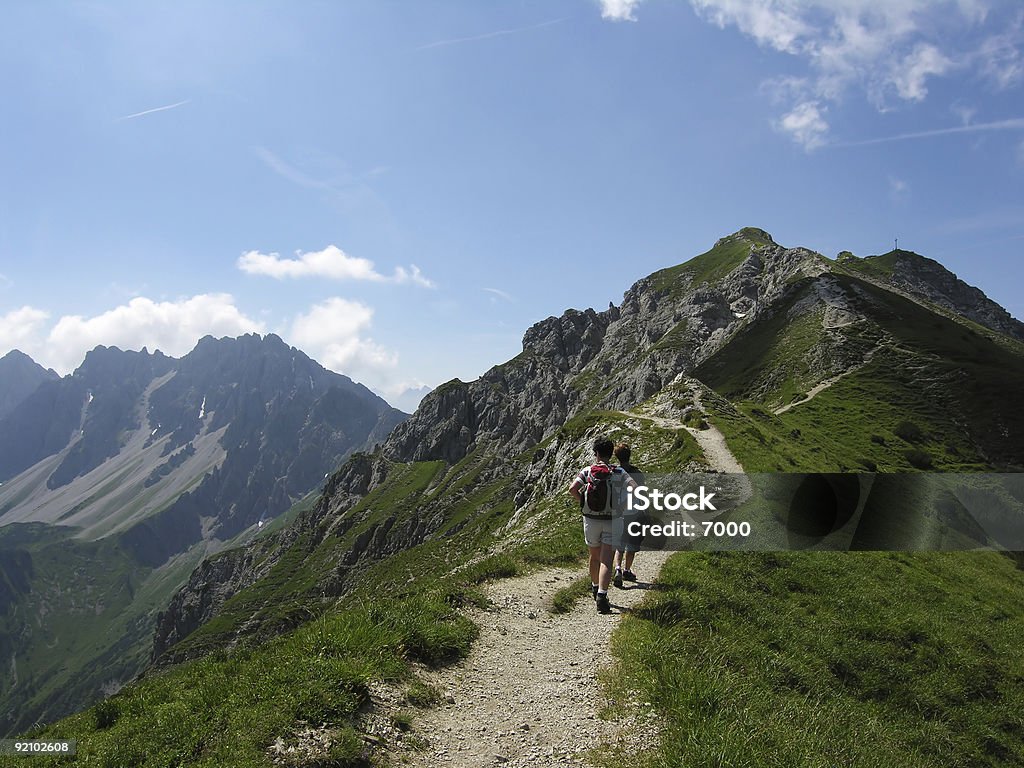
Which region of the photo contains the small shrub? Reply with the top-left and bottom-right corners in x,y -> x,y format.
94,698 -> 120,730
904,449 -> 933,470
406,681 -> 441,708
391,711 -> 414,732
870,434 -> 886,446
894,421 -> 924,443
459,555 -> 519,585
551,577 -> 593,615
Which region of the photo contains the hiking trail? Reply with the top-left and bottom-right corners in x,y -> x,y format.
383,553 -> 672,767
375,405 -> 744,766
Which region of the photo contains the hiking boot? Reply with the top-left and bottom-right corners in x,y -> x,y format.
596,593 -> 611,614
613,569 -> 623,589
622,569 -> 637,582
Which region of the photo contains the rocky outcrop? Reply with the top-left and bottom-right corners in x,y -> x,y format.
0,350 -> 58,421
861,250 -> 1024,341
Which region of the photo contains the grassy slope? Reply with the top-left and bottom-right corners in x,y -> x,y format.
695,275 -> 1024,472
11,408 -> 705,766
0,525 -> 153,737
612,551 -> 1024,768
608,275 -> 1024,765
648,228 -> 775,297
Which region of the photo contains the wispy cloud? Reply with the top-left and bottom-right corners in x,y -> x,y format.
833,117 -> 1024,148
682,1 -> 1022,150
238,245 -> 435,288
116,99 -> 190,121
416,18 -> 564,51
0,273 -> 11,289
889,175 -> 910,202
254,147 -> 330,190
775,101 -> 829,149
483,287 -> 514,302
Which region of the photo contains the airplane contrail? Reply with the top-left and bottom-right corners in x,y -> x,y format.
832,118 -> 1024,148
117,99 -> 191,121
416,18 -> 564,51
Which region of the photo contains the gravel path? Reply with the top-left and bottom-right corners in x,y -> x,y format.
384,402 -> 747,766
388,551 -> 672,767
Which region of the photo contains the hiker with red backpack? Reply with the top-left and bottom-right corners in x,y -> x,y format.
569,437 -> 638,614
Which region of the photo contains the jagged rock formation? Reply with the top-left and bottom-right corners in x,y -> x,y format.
0,350 -> 58,421
843,249 -> 1024,341
151,227 -> 1024,667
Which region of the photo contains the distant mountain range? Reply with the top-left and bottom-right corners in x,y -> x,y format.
0,334 -> 406,735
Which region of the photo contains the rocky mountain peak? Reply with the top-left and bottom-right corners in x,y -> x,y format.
0,350 -> 59,421
714,226 -> 777,249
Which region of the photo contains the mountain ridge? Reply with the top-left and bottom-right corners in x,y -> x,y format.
15,227 -> 1024,767
148,227 -> 1024,668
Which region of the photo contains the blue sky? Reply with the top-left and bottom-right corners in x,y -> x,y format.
1,0 -> 1022,411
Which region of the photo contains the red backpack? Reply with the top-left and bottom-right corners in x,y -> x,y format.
583,464 -> 616,515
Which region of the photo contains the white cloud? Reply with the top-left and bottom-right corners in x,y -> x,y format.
0,273 -> 11,289
687,0 -> 1019,147
41,294 -> 264,374
776,101 -> 829,150
977,23 -> 1024,89
393,265 -> 437,288
0,306 -> 51,354
952,102 -> 977,125
238,245 -> 435,287
287,298 -> 397,379
889,44 -> 953,101
692,0 -> 810,53
600,0 -> 642,22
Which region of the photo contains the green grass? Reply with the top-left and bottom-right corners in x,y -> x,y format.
694,281 -> 866,409
19,593 -> 475,767
550,576 -> 593,614
0,525 -> 158,738
697,273 -> 1024,472
610,551 -> 1024,768
648,229 -> 774,297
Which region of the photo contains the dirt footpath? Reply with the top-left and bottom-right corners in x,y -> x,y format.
387,550 -> 672,767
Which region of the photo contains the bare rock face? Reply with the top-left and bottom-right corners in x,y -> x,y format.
871,250 -> 1024,341
0,350 -> 58,421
